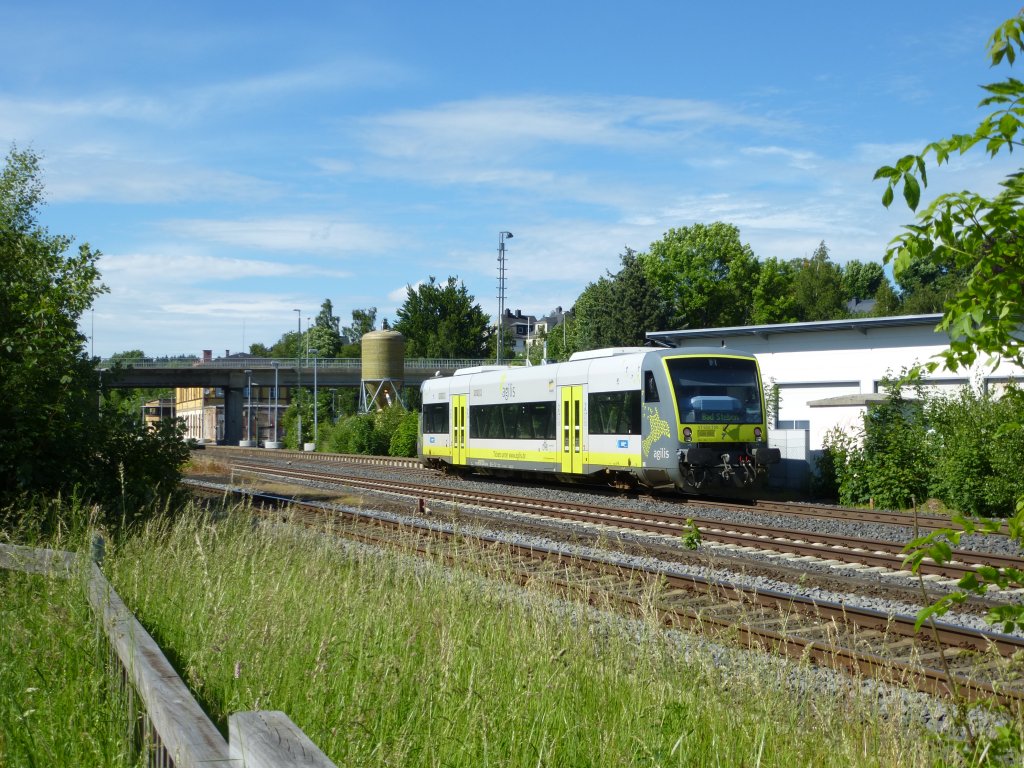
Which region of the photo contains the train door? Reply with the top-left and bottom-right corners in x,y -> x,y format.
559,385 -> 583,474
451,395 -> 467,465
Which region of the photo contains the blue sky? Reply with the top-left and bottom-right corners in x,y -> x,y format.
2,1 -> 1017,357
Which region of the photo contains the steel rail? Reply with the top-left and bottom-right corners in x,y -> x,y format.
226,460 -> 1022,582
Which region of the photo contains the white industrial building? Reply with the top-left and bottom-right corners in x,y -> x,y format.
647,314 -> 1024,489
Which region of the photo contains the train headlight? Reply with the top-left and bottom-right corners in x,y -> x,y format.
754,427 -> 762,441
683,427 -> 692,442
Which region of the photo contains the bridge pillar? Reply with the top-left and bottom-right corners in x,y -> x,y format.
224,377 -> 246,445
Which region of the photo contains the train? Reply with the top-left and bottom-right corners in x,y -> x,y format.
418,346 -> 780,494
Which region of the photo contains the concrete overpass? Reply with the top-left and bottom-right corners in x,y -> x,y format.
97,357 -> 488,444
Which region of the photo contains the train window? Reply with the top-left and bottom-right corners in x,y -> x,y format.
469,402 -> 556,440
644,371 -> 659,402
589,391 -> 641,435
666,356 -> 763,424
422,403 -> 449,434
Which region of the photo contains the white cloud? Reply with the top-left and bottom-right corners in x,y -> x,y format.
167,216 -> 399,254
361,95 -> 793,163
388,282 -> 419,302
741,145 -> 820,170
101,251 -> 351,286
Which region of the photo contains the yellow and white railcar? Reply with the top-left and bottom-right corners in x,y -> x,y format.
419,346 -> 779,493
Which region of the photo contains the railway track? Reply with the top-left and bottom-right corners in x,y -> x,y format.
199,445 -> 982,533
189,478 -> 1024,709
685,497 -> 983,534
222,459 -> 1023,584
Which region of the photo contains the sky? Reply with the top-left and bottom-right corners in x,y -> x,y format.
2,1 -> 1018,358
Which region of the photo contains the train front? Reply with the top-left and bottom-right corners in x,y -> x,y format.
659,352 -> 780,492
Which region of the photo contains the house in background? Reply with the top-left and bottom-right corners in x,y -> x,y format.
499,309 -> 540,356
141,398 -> 175,430
175,350 -> 291,444
500,306 -> 573,357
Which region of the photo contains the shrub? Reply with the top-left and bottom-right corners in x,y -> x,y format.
389,411 -> 420,457
927,385 -> 1024,517
858,383 -> 930,509
820,380 -> 929,510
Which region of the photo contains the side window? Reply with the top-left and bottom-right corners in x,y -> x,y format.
589,391 -> 641,435
422,403 -> 449,433
644,371 -> 659,402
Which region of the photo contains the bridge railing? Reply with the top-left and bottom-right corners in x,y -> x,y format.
97,357 -> 492,371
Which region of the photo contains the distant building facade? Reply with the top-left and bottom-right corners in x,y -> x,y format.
175,350 -> 291,444
499,306 -> 573,356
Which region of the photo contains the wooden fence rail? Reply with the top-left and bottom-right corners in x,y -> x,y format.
0,542 -> 336,768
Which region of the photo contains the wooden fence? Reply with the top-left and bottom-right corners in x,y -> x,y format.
0,542 -> 336,768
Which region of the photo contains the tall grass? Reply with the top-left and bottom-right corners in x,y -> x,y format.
106,506 -> 946,767
0,565 -> 141,767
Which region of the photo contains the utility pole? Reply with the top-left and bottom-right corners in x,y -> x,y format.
497,231 -> 513,363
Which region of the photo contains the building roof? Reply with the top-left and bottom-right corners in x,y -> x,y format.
646,314 -> 944,346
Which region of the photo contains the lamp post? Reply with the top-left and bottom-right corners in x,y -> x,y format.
244,369 -> 254,445
497,231 -> 513,364
294,309 -> 302,448
272,361 -> 280,446
310,348 -> 319,449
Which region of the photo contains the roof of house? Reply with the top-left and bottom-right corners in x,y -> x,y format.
646,314 -> 944,346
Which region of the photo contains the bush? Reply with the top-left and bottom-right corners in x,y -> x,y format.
389,411 -> 420,457
820,380 -> 929,510
326,406 -> 414,456
927,385 -> 1024,517
821,427 -> 870,506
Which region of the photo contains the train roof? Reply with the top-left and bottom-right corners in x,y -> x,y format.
444,346 -> 757,378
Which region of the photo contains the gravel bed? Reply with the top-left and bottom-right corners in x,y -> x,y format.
191,459 -> 1022,639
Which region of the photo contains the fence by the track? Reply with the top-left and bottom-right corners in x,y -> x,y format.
0,542 -> 336,768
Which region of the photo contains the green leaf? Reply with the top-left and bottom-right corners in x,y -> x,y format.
881,184 -> 894,208
902,173 -> 921,210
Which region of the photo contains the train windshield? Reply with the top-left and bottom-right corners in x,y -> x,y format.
665,356 -> 763,424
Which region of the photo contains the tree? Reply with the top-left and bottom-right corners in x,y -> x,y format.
0,146 -> 105,502
891,257 -> 969,315
571,276 -> 617,352
572,248 -> 674,350
869,279 -> 902,316
751,256 -> 799,324
0,146 -> 188,525
640,222 -> 761,329
875,14 -> 1024,760
304,299 -> 343,358
789,241 -> 847,321
343,307 -> 377,344
875,12 -> 1024,372
840,259 -> 887,303
393,276 -> 491,358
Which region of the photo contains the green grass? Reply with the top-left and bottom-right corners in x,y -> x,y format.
0,564 -> 141,767
101,506 -> 949,767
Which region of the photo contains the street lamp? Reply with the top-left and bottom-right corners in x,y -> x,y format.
310,348 -> 319,449
294,309 -> 302,448
497,231 -> 513,364
244,369 -> 254,445
272,361 -> 280,446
